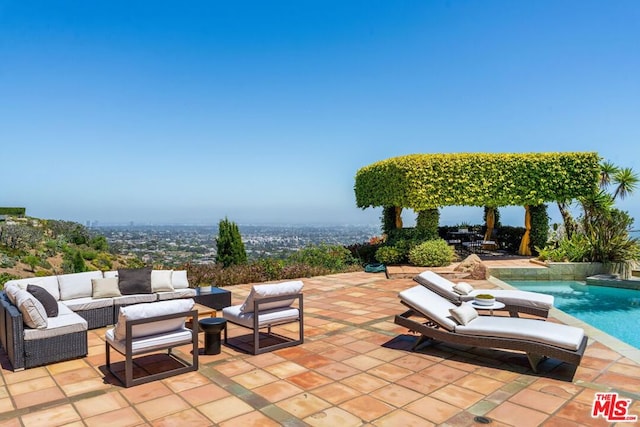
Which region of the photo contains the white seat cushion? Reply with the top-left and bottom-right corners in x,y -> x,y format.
113,294 -> 158,306
156,289 -> 197,300
223,304 -> 300,329
24,309 -> 87,340
106,328 -> 193,355
398,285 -> 458,331
62,296 -> 114,311
455,316 -> 584,351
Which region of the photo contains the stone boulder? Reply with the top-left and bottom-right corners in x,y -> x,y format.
453,254 -> 489,280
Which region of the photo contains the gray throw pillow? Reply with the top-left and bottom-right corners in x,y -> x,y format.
27,284 -> 58,317
117,267 -> 152,295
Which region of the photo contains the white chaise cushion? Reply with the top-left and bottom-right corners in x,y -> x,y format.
151,270 -> 174,292
58,271 -> 104,301
455,316 -> 585,351
14,289 -> 48,329
223,304 -> 300,329
103,271 -> 118,278
414,271 -> 459,300
171,270 -> 189,289
240,280 -> 304,313
114,298 -> 195,341
466,289 -> 554,309
398,285 -> 458,331
5,276 -> 61,301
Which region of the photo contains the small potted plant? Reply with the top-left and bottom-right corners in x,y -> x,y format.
473,293 -> 495,306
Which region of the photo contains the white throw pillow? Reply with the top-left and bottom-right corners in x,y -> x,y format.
114,298 -> 195,341
171,270 -> 189,289
4,283 -> 21,305
449,304 -> 478,326
240,281 -> 304,313
453,282 -> 474,296
103,271 -> 118,278
151,270 -> 175,292
14,289 -> 48,329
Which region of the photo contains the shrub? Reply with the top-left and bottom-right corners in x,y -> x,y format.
81,249 -> 98,260
0,272 -> 19,288
375,246 -> 404,265
216,217 -> 247,267
256,258 -> 285,281
90,235 -> 109,251
0,254 -> 16,268
346,242 -> 381,265
92,252 -> 113,271
537,233 -> 590,262
287,244 -> 357,272
408,239 -> 456,267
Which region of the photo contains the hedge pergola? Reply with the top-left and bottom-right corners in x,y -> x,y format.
354,152 -> 600,255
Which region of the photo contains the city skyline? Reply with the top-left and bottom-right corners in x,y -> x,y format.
3,1 -> 639,227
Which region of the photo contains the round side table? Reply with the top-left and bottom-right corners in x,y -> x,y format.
199,317 -> 227,355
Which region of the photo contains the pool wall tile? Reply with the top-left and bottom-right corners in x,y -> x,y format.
490,262 -> 607,281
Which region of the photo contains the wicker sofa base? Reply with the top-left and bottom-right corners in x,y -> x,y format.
1,293 -> 89,370
75,306 -> 114,330
24,331 -> 88,369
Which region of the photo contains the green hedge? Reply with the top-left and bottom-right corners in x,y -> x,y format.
355,152 -> 600,210
0,207 -> 26,216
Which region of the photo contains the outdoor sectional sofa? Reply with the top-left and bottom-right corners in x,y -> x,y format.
0,268 -> 196,370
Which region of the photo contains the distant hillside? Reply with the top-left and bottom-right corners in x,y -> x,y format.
0,216 -> 142,285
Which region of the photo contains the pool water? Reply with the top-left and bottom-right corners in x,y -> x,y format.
505,280 -> 640,349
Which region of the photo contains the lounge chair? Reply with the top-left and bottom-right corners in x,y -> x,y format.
414,270 -> 553,318
223,281 -> 304,354
394,285 -> 587,372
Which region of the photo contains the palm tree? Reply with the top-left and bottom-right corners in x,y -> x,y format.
599,161 -> 619,189
611,167 -> 639,201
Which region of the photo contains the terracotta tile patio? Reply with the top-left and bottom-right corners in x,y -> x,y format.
1,265 -> 639,426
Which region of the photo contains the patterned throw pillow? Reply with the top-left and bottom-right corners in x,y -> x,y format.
14,289 -> 48,329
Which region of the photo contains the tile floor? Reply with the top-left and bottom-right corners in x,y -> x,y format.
1,267 -> 639,426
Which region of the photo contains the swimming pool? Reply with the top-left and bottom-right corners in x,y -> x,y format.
505,280 -> 640,349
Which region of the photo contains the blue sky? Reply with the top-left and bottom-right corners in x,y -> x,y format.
2,1 -> 639,227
